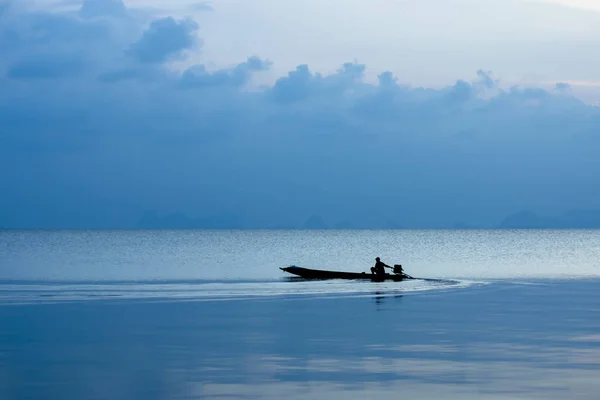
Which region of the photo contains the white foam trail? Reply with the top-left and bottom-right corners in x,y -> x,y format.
0,278 -> 480,305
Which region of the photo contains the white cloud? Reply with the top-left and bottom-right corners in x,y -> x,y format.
1,0 -> 600,229
531,0 -> 600,12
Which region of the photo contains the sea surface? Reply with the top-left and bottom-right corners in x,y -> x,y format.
1,229 -> 600,399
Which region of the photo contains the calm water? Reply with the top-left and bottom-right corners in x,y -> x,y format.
1,230 -> 600,399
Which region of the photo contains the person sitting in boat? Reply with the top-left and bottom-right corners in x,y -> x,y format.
371,257 -> 390,276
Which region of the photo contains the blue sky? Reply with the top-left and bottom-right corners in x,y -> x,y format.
1,0 -> 599,228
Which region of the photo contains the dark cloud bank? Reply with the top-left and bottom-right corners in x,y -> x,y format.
1,0 -> 599,229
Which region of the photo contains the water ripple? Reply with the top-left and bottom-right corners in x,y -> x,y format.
0,278 -> 478,305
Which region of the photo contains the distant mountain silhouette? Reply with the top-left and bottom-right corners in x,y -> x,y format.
302,215 -> 328,229
128,209 -> 600,230
136,211 -> 243,229
497,209 -> 600,229
562,209 -> 600,228
383,219 -> 405,229
451,221 -> 478,229
497,211 -> 559,229
333,220 -> 357,229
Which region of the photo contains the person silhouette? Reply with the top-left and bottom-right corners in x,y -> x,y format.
370,257 -> 390,276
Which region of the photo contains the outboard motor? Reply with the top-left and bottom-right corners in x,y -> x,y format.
393,264 -> 403,275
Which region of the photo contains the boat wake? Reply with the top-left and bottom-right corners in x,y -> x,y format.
0,276 -> 480,305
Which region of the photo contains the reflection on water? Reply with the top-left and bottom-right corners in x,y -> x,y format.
197,364 -> 600,400
372,291 -> 403,307
1,279 -> 600,399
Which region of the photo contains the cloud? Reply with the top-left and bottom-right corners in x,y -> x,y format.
180,56 -> 271,88
97,68 -> 141,82
377,71 -> 398,88
0,1 -> 10,17
476,70 -> 497,89
189,2 -> 214,12
0,0 -> 599,229
269,62 -> 367,103
8,53 -> 85,79
443,80 -> 475,104
128,16 -> 200,64
555,82 -> 571,93
79,0 -> 127,19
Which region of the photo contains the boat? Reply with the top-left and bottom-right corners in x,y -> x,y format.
280,265 -> 412,282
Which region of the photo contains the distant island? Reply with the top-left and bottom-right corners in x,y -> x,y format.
131,209 -> 600,230
3,209 -> 600,230
136,211 -> 244,229
496,210 -> 600,229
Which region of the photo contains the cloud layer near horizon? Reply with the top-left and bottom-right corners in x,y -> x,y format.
1,0 -> 599,229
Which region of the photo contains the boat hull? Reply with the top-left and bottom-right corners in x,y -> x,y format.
280,266 -> 405,282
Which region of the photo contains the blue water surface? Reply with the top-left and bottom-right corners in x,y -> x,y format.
1,230 -> 600,399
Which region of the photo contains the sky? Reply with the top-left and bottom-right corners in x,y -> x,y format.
1,0 -> 599,229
